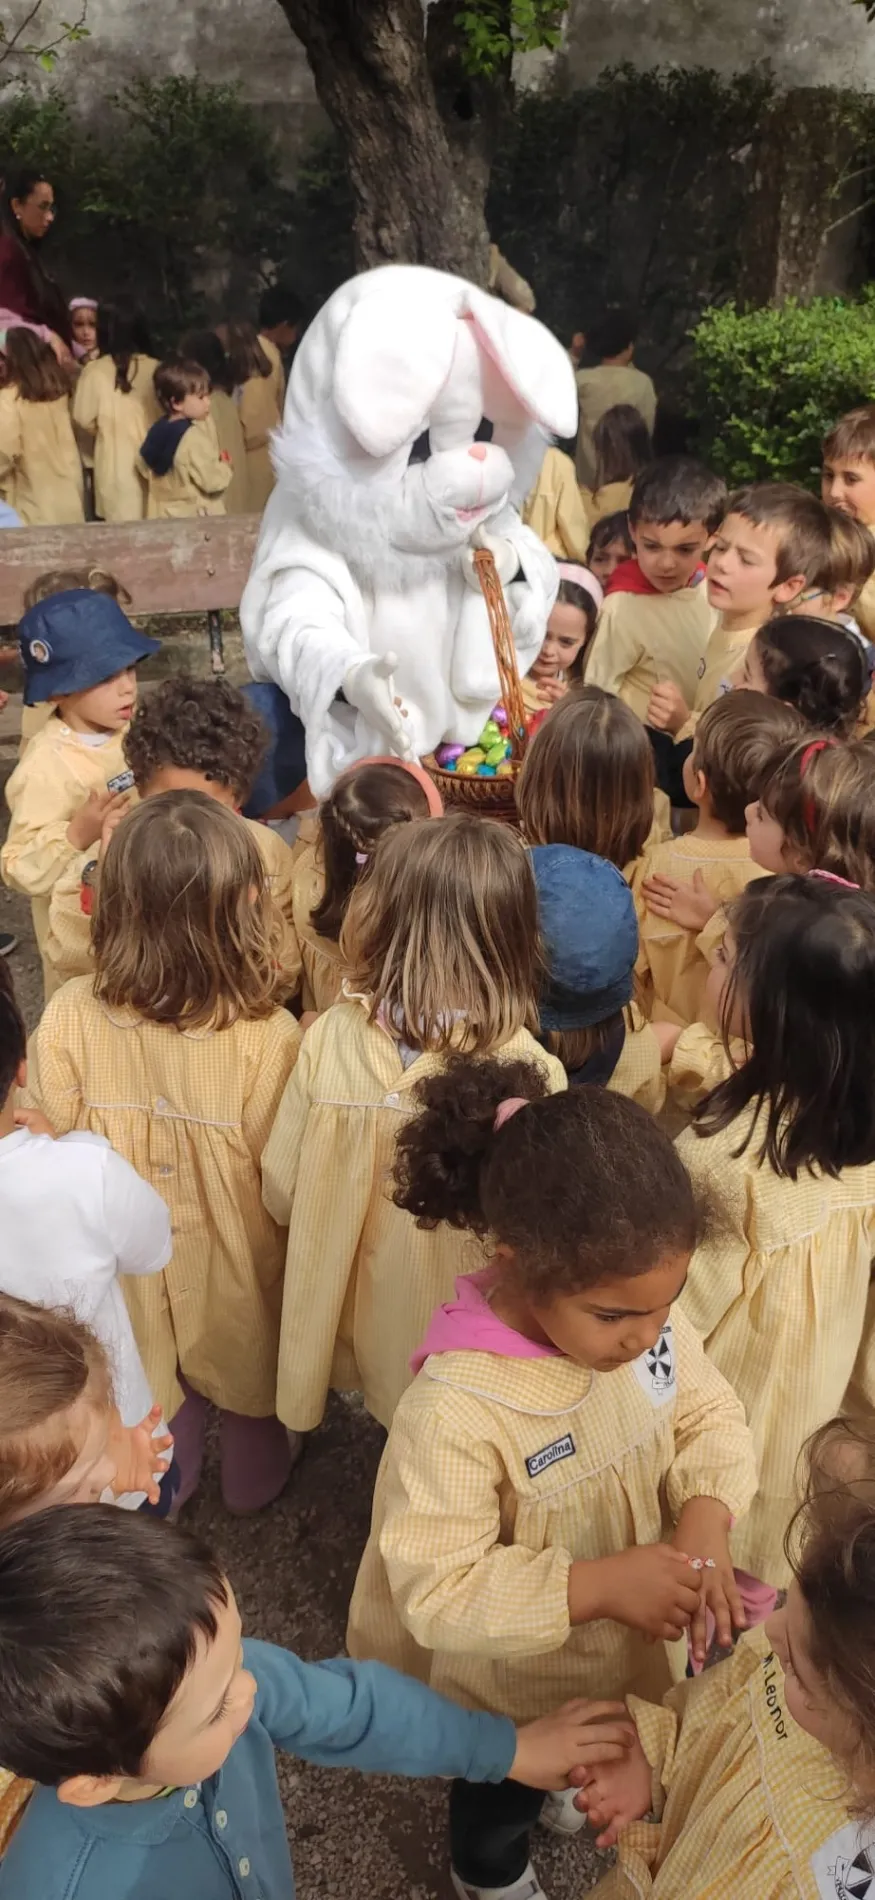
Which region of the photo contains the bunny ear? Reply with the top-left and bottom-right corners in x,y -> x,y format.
333,291 -> 458,457
465,289 -> 579,440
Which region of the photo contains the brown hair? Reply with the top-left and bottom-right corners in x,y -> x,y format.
3,326 -> 70,402
225,320 -> 271,385
753,616 -> 867,736
724,482 -> 835,587
762,737 -> 875,887
788,1414 -> 875,1814
341,813 -> 541,1054
516,684 -> 655,868
312,763 -> 431,942
123,676 -> 268,802
691,689 -> 804,834
153,357 -> 209,413
823,405 -> 875,469
92,791 -> 284,1029
23,568 -> 131,611
0,1294 -> 111,1527
824,509 -> 875,601
394,1054 -> 697,1296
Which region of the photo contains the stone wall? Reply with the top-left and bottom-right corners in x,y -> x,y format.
558,0 -> 875,91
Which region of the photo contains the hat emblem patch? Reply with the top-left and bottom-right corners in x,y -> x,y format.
28,638 -> 51,664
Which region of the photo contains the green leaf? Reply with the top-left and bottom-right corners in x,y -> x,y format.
38,50 -> 57,71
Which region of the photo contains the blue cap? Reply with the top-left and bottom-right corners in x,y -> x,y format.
20,591 -> 160,706
531,844 -> 638,1030
240,681 -> 308,817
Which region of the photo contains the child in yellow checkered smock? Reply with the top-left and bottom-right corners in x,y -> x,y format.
43,676 -> 303,998
346,1062 -> 756,1900
29,793 -> 301,1515
515,686 -> 669,1111
291,757 -> 443,1015
263,815 -> 566,1434
576,1412 -> 875,1900
677,876 -> 875,1602
633,691 -> 803,1026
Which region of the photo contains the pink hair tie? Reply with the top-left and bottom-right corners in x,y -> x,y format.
493,1097 -> 529,1132
557,563 -> 604,611
68,297 -> 98,312
808,868 -> 860,890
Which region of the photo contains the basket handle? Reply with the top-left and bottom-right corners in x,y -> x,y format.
473,547 -> 528,763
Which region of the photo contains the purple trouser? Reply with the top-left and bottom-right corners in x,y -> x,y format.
170,1376 -> 294,1513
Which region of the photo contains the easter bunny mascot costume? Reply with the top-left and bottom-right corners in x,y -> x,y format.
240,264 -> 578,796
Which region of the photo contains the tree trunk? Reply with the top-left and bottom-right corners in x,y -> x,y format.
276,0 -> 492,281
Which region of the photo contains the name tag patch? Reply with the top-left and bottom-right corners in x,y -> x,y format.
631,1322 -> 676,1408
525,1434 -> 575,1479
106,769 -> 135,795
811,1821 -> 875,1898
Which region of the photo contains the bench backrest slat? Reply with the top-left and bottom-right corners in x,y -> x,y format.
0,516 -> 262,621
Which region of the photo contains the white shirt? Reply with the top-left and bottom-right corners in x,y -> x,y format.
0,1125 -> 171,1432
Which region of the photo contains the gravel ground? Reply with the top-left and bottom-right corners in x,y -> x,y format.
0,621 -> 611,1900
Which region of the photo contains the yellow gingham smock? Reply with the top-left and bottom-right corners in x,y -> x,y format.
678,1105 -> 875,1587
608,1004 -> 666,1115
289,840 -> 346,1014
584,587 -> 715,725
347,1306 -> 756,1722
262,1002 -> 566,1432
43,818 -> 303,999
29,976 -> 301,1421
1,717 -> 132,998
589,1625 -> 867,1900
631,834 -> 761,1027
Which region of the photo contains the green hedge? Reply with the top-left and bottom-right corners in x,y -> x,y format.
691,294 -> 875,488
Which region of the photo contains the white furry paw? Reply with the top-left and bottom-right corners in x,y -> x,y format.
343,653 -> 415,759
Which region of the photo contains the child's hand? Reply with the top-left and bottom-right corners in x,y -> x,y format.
67,787 -> 130,853
651,1021 -> 683,1064
646,682 -> 690,734
510,1699 -> 636,1792
571,1546 -> 701,1642
642,869 -> 718,932
571,1732 -> 653,1847
672,1497 -> 745,1665
13,1106 -> 56,1137
98,799 -> 131,858
108,1405 -> 172,1504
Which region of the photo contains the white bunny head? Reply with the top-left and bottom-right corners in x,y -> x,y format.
270,264 -> 577,586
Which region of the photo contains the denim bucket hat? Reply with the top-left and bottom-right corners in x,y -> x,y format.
20,590 -> 160,706
531,843 -> 638,1031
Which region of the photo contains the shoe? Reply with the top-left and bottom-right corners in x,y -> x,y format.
539,1786 -> 588,1837
450,1863 -> 547,1900
0,932 -> 17,957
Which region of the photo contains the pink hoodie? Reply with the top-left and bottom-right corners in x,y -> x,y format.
410,1270 -> 561,1373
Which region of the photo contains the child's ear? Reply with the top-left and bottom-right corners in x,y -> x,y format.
15,1057 -> 26,1089
771,572 -> 807,608
58,1773 -> 124,1809
692,768 -> 708,805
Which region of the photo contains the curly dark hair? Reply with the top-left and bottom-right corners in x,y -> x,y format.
393,1053 -> 697,1296
123,677 -> 268,801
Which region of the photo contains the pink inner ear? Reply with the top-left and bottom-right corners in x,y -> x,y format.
463,314 -> 533,424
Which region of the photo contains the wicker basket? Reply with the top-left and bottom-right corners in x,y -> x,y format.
426,547 -> 528,823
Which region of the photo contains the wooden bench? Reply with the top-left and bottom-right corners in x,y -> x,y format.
0,514 -> 262,672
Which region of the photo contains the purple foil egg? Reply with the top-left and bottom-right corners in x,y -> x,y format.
492,705 -> 509,729
435,743 -> 465,766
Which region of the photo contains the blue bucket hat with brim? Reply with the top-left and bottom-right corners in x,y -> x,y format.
20,590 -> 160,706
531,843 -> 638,1031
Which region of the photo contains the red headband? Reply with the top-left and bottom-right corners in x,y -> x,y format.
799,737 -> 838,836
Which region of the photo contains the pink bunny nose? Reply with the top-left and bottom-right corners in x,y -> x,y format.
468,443 -> 488,462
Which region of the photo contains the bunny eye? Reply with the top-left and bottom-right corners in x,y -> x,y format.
475,417 -> 494,442
408,430 -> 431,464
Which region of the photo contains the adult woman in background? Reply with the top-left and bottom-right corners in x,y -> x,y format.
0,169 -> 71,358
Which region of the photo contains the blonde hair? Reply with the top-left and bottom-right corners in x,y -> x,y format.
824,510 -> 875,602
341,813 -> 541,1053
0,1293 -> 111,1527
93,790 -> 284,1029
823,405 -> 875,470
516,685 -> 655,868
764,736 -> 875,888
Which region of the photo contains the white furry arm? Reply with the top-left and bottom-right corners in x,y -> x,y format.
241,561 -> 370,796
